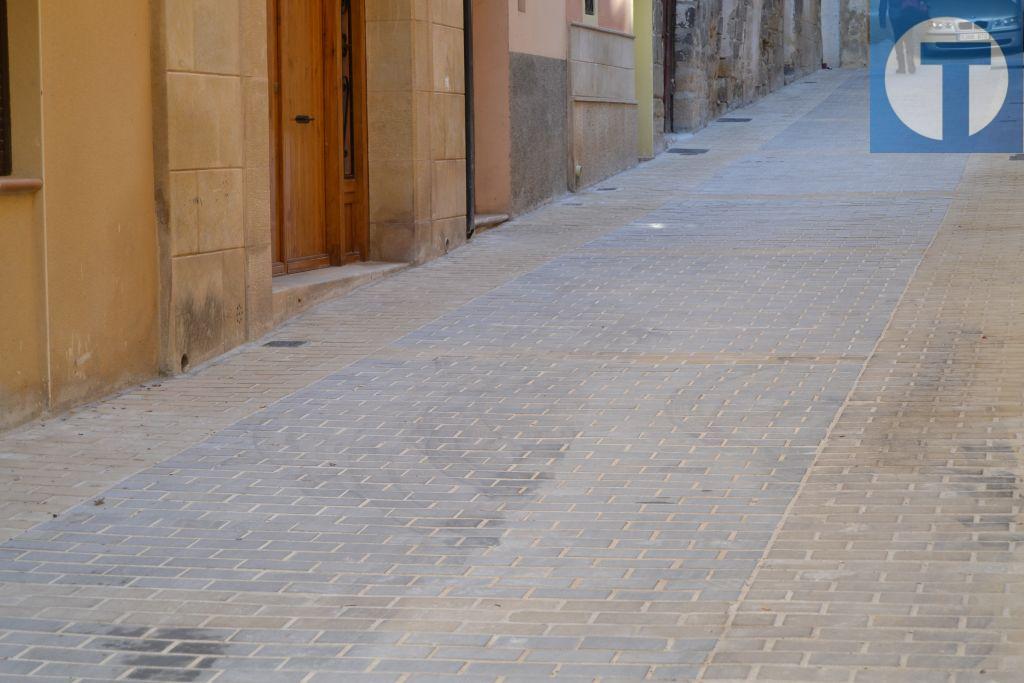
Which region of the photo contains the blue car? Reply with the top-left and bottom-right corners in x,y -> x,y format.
917,0 -> 1022,56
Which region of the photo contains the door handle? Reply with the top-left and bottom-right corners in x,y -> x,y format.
294,115 -> 315,124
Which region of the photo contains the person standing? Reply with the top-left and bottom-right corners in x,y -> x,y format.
880,0 -> 931,73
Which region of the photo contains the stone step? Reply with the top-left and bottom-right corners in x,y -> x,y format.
271,261 -> 408,327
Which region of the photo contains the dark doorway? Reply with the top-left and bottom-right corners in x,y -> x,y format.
662,0 -> 677,134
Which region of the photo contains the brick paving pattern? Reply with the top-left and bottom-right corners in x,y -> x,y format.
0,70 -> 1021,681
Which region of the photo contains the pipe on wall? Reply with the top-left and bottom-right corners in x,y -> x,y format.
463,0 -> 476,238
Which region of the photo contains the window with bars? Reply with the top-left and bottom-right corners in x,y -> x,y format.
0,0 -> 10,176
584,0 -> 595,16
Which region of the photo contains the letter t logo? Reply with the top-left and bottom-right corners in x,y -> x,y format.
921,42 -> 993,143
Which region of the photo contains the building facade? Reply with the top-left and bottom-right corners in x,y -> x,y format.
1,0 -> 475,430
0,0 -> 645,432
2,0 -> 844,432
471,0 -> 640,218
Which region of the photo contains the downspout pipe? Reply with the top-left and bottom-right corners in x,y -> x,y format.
464,0 -> 476,239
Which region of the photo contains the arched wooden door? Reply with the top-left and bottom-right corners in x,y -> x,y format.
269,0 -> 367,276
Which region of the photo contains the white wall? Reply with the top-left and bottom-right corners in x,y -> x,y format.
822,0 -> 841,67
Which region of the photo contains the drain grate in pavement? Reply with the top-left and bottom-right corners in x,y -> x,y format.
596,187 -> 618,192
263,340 -> 308,348
668,148 -> 709,155
1010,154 -> 1024,161
717,117 -> 752,122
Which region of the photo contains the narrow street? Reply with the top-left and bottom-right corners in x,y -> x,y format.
0,70 -> 1021,681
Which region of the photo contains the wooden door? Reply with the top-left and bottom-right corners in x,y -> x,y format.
270,0 -> 367,276
332,0 -> 368,265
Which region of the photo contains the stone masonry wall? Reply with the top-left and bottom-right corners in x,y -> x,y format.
653,0 -> 668,153
786,0 -> 823,79
669,0 -> 820,132
154,0 -> 271,375
840,0 -> 869,67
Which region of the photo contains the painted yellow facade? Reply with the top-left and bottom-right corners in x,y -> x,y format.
633,0 -> 655,159
1,0 -> 159,428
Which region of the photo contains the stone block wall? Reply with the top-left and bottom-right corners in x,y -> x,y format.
785,0 -> 823,80
154,0 -> 271,374
666,0 -> 821,132
652,0 -> 668,153
152,0 -> 470,376
366,2 -> 468,266
840,0 -> 869,67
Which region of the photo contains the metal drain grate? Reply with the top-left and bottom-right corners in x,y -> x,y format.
717,117 -> 752,123
1011,154 -> 1024,161
264,340 -> 308,348
668,148 -> 709,155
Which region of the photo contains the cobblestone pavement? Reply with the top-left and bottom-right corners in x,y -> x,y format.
0,70 -> 1021,681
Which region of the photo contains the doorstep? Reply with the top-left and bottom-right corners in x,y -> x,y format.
271,262 -> 409,328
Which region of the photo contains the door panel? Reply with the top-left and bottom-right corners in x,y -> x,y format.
329,0 -> 368,265
270,0 -> 367,276
340,0 -> 366,263
278,0 -> 328,273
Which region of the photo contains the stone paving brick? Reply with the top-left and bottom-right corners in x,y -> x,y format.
0,69 -> 1018,681
700,83 -> 1024,682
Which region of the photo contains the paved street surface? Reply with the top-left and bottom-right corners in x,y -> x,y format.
0,70 -> 1021,681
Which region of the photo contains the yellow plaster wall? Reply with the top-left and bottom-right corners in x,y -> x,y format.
38,1 -> 160,413
633,0 -> 654,159
0,193 -> 47,428
3,1 -> 161,429
0,0 -> 46,429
